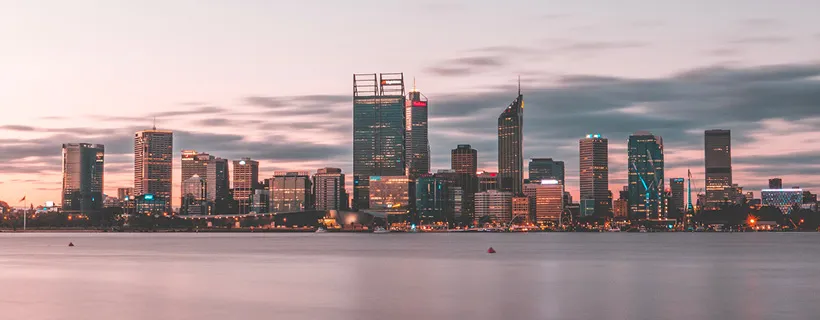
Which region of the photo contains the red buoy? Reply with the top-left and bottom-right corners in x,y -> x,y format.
68,242 -> 74,247
487,247 -> 496,254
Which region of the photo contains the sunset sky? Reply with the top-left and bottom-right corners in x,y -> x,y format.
2,0 -> 819,207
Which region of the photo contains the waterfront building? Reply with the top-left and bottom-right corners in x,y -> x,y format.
369,176 -> 411,221
134,128 -> 173,212
669,178 -> 685,219
477,171 -> 499,192
61,143 -> 104,213
117,187 -> 134,201
512,196 -> 530,224
451,144 -> 478,218
627,132 -> 664,219
523,179 -> 564,223
705,129 -> 733,208
415,175 -> 449,222
352,73 -> 406,210
613,199 -> 628,218
762,189 -> 803,215
529,158 -> 565,185
475,190 -> 512,222
210,157 -> 231,213
271,171 -> 312,212
498,85 -> 524,195
232,158 -> 259,214
579,134 -> 610,217
314,168 -> 346,211
181,175 -> 208,215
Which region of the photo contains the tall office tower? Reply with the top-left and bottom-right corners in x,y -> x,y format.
627,132 -> 665,220
181,150 -> 213,204
270,171 -> 312,212
369,176 -> 411,221
433,169 -> 462,220
669,178 -> 685,219
529,158 -> 565,185
314,167 -> 346,211
579,134 -> 610,218
415,175 -> 449,223
353,73 -> 406,210
209,157 -> 230,213
498,84 -> 524,195
523,180 -> 564,223
181,175 -> 208,215
134,128 -> 173,209
117,187 -> 134,201
769,178 -> 783,189
474,190 -> 513,222
704,129 -> 732,208
232,158 -> 259,214
405,84 -> 430,180
477,171 -> 499,192
451,144 -> 478,217
61,143 -> 104,212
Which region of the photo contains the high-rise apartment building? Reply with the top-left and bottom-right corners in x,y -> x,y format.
705,129 -> 732,207
405,85 -> 430,180
134,128 -> 173,209
314,168 -> 346,211
498,86 -> 524,195
270,171 -> 312,212
61,143 -> 104,212
529,158 -> 565,185
353,73 -> 406,210
579,134 -> 610,217
232,158 -> 259,214
627,132 -> 665,220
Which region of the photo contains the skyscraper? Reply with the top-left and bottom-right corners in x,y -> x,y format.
181,175 -> 208,215
579,134 -> 610,217
353,73 -> 406,210
669,178 -> 685,219
627,132 -> 664,220
181,150 -> 214,205
524,179 -> 564,223
314,168 -> 346,211
498,85 -> 524,195
415,175 -> 449,223
210,157 -> 230,213
451,144 -> 478,218
134,128 -> 173,211
61,143 -> 104,212
705,129 -> 732,207
405,84 -> 430,180
528,158 -> 565,185
232,158 -> 259,214
769,178 -> 783,189
270,171 -> 312,212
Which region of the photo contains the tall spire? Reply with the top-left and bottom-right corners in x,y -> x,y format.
413,77 -> 417,92
517,75 -> 521,96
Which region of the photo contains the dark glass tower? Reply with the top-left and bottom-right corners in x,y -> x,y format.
580,134 -> 610,218
62,143 -> 104,212
451,144 -> 478,218
704,129 -> 732,208
669,178 -> 685,219
627,132 -> 664,220
498,84 -> 523,195
405,84 -> 430,180
528,158 -> 565,184
353,73 -> 406,210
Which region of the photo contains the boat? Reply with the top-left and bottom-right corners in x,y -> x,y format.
639,226 -> 648,233
373,226 -> 390,234
607,228 -> 621,232
315,227 -> 327,233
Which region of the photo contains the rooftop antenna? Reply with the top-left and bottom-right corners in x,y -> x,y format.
518,75 -> 521,96
413,77 -> 417,92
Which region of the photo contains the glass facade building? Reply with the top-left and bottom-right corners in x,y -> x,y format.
705,129 -> 732,208
580,134 -> 610,218
61,143 -> 104,213
271,171 -> 312,212
528,158 -> 565,185
627,132 -> 664,220
405,88 -> 430,180
134,129 -> 173,212
498,90 -> 524,195
762,189 -> 803,215
415,175 -> 449,222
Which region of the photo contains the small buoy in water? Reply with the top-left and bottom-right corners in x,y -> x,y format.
487,247 -> 496,254
68,242 -> 74,247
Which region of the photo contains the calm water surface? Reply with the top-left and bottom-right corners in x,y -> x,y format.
1,233 -> 819,320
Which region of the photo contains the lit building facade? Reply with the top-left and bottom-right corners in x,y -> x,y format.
524,180 -> 564,223
529,158 -> 565,185
369,176 -> 411,219
181,175 -> 208,215
232,158 -> 259,214
61,143 -> 105,213
613,199 -> 628,218
579,134 -> 610,217
134,129 -> 173,211
415,175 -> 449,222
478,171 -> 499,192
705,129 -> 732,207
627,132 -> 664,220
512,196 -> 530,224
314,167 -> 346,211
498,88 -> 524,195
271,171 -> 312,212
353,73 -> 406,211
762,189 -> 803,215
475,190 -> 512,222
405,87 -> 430,180
669,178 -> 685,218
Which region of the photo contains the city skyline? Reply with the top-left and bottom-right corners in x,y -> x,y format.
3,1 -> 820,206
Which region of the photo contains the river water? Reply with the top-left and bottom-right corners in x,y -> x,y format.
1,233 -> 818,320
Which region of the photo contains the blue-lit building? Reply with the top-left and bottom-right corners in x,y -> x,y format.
628,132 -> 664,220
353,73 -> 406,211
762,189 -> 803,215
415,175 -> 450,223
134,193 -> 169,215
